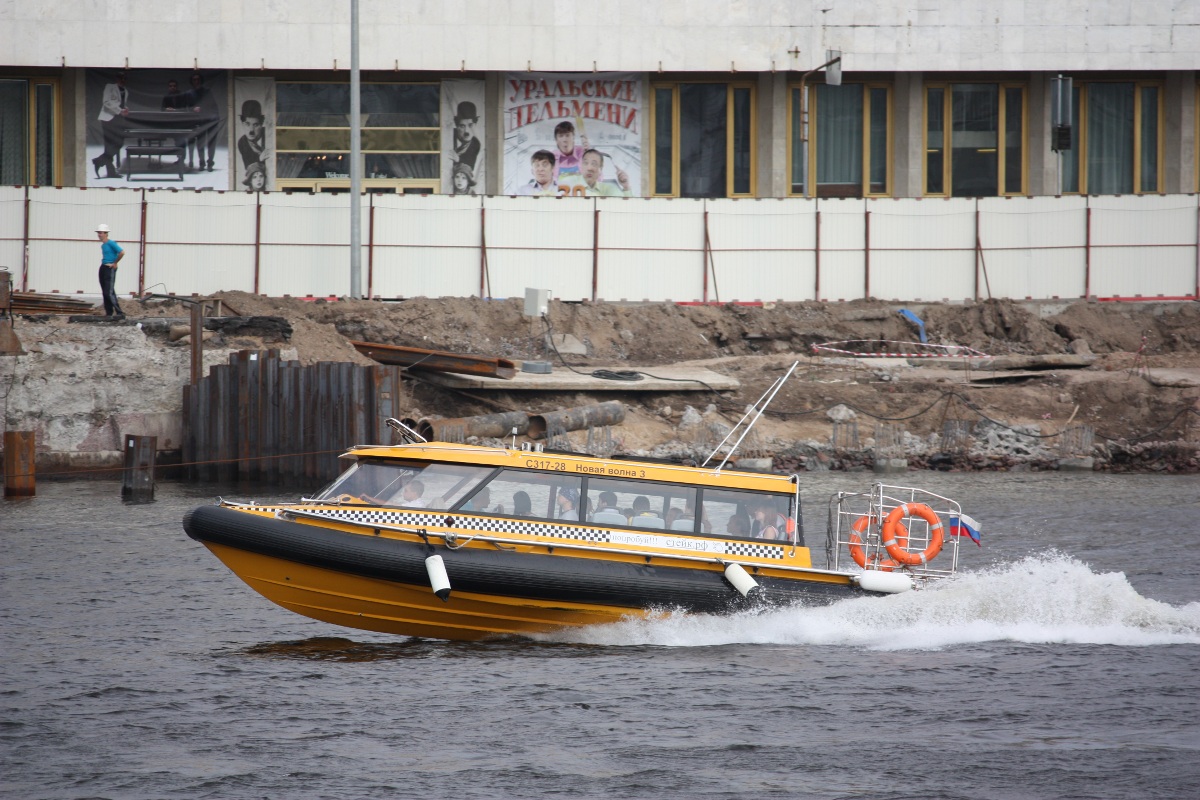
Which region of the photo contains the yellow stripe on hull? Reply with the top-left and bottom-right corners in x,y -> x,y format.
205,542 -> 643,640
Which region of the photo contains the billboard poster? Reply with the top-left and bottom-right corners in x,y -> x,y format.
84,69 -> 228,188
233,78 -> 275,191
441,80 -> 486,195
503,72 -> 642,197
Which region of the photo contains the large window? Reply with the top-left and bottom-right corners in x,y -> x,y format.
1062,81 -> 1163,195
790,82 -> 891,197
275,82 -> 440,193
651,82 -> 755,197
0,78 -> 58,185
925,83 -> 1025,197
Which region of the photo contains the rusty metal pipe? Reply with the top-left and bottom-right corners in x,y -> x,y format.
418,411 -> 530,442
528,402 -> 625,440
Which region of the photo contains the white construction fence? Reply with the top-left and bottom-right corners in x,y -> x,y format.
1,187 -> 1197,304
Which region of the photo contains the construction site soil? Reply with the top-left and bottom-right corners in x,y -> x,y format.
6,293 -> 1200,475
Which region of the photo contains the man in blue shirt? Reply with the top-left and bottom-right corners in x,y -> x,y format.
95,224 -> 125,319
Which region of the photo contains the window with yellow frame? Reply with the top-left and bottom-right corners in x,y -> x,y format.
0,77 -> 60,185
788,82 -> 892,197
274,81 -> 441,194
1062,80 -> 1163,195
650,82 -> 755,198
924,82 -> 1026,197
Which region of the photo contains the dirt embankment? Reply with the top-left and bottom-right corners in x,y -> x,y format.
122,292 -> 1198,474
8,294 -> 1198,474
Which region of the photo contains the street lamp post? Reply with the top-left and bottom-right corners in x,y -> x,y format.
349,0 -> 362,299
798,49 -> 842,198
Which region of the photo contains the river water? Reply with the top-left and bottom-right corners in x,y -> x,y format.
3,472 -> 1199,799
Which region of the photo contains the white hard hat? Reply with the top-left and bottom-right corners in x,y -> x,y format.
95,224 -> 110,233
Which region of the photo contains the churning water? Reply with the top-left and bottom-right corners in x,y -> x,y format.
3,472 -> 1199,799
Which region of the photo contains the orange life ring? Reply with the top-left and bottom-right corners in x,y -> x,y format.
881,503 -> 944,566
848,515 -> 903,572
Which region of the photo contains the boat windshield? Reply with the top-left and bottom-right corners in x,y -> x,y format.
313,459 -> 493,511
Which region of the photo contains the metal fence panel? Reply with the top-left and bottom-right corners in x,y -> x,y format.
258,193 -> 356,296
488,247 -> 595,300
820,199 -> 867,301
979,197 -> 1088,299
706,198 -> 813,250
705,198 -> 813,302
1088,196 -> 1199,298
144,190 -> 259,295
870,198 -> 976,301
596,249 -> 702,302
0,187 -> 23,281
819,251 -> 867,301
370,195 -> 482,297
595,198 -> 705,301
371,245 -> 482,298
27,188 -> 143,294
871,249 -> 976,302
481,196 -> 595,300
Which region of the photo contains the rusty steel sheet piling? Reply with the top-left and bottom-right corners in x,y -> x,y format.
183,349 -> 404,484
418,411 -> 530,443
528,402 -> 625,440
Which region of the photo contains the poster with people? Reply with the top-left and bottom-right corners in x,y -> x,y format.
503,72 -> 642,198
441,80 -> 486,196
233,78 -> 275,192
84,69 -> 228,188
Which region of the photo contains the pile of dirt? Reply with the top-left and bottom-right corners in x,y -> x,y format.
111,293 -> 1200,471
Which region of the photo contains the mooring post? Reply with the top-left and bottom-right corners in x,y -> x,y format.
121,434 -> 157,500
3,430 -> 35,497
190,301 -> 203,386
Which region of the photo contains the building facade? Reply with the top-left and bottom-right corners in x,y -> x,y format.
1,1 -> 1197,198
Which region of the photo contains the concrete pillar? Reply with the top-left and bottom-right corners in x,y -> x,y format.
1027,72 -> 1057,197
759,72 -> 789,197
1164,71 -> 1196,195
892,72 -> 923,198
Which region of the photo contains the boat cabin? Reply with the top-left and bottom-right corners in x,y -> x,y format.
313,444 -> 802,545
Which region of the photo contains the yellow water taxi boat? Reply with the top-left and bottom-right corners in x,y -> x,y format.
185,366 -> 972,641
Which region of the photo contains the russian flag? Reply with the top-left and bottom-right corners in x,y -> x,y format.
949,514 -> 982,546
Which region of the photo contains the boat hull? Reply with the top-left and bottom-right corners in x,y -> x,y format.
185,504 -> 873,640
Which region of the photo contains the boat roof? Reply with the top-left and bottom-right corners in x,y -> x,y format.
345,442 -> 795,493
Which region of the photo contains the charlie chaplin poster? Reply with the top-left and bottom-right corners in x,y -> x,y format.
441,80 -> 486,195
233,78 -> 275,191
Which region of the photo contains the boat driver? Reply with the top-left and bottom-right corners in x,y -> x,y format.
399,479 -> 428,508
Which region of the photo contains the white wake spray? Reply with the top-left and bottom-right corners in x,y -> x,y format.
548,553 -> 1200,649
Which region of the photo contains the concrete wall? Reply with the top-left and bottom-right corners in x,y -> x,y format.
4,2 -> 1197,73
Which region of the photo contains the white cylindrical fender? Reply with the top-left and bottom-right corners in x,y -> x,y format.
854,570 -> 913,594
723,562 -> 761,598
425,554 -> 451,602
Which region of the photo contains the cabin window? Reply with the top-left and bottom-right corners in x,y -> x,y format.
481,469 -> 584,521
700,488 -> 792,541
586,479 -> 699,532
313,459 -> 491,510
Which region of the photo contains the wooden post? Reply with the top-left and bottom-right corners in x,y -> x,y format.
121,434 -> 157,500
3,430 -> 35,497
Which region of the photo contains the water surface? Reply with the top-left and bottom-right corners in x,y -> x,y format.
3,473 -> 1199,799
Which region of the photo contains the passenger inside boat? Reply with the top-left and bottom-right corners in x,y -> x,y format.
555,487 -> 581,521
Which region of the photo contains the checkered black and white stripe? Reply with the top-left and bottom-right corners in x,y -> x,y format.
726,541 -> 784,559
307,507 -> 785,560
